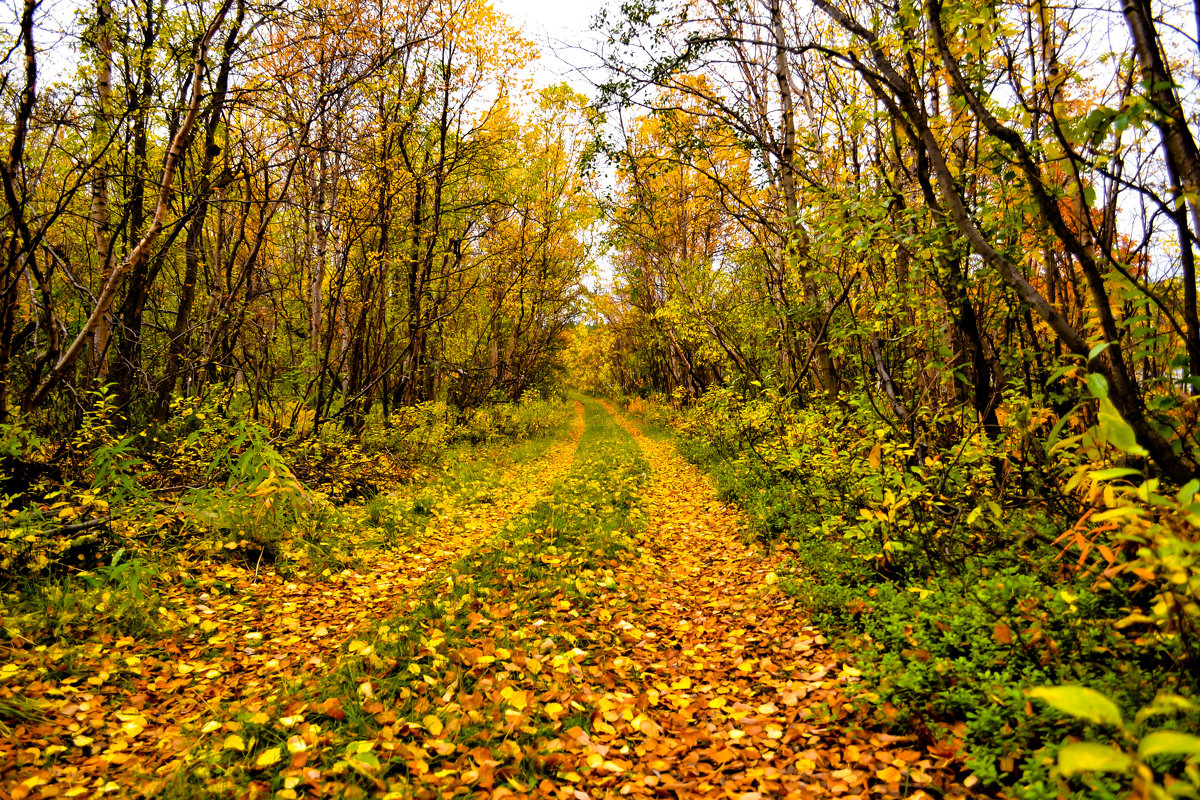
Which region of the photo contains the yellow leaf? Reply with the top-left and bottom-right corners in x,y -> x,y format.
255,747 -> 282,768
636,715 -> 662,737
223,734 -> 246,751
201,721 -> 222,734
877,765 -> 903,782
423,715 -> 444,736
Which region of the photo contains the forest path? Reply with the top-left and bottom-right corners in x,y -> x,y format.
6,400 -> 969,800
543,403 -> 960,800
4,403 -> 585,799
288,399 -> 966,800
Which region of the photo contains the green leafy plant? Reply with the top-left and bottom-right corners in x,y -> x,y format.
1031,685 -> 1200,798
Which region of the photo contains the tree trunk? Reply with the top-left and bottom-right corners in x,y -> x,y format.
24,0 -> 234,412
87,0 -> 114,383
771,0 -> 838,394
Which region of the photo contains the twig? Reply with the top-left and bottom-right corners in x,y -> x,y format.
50,517 -> 110,536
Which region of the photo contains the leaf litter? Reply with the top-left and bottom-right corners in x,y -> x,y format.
2,400 -> 970,798
2,406 -> 585,798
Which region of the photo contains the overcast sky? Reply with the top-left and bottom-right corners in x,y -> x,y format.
492,0 -> 610,97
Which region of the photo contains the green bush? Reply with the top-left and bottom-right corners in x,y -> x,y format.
459,395 -> 571,444
650,382 -> 1200,798
4,548 -> 163,643
360,401 -> 458,462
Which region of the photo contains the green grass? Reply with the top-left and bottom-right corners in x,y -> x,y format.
354,404 -> 578,552
220,398 -> 650,795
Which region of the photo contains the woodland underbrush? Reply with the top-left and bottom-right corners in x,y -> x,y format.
0,388 -> 572,647
630,383 -> 1200,799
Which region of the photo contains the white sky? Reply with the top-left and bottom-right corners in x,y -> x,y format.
1,0 -> 615,91
492,0 -> 609,96
491,0 -> 618,290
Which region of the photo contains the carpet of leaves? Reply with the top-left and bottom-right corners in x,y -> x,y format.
1,405 -> 585,798
3,399 -> 971,799
587,405 -> 970,799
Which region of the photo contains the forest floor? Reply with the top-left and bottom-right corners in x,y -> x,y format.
3,399 -> 970,799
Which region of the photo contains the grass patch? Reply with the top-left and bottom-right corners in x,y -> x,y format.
353,405 -> 576,552
220,398 -> 649,797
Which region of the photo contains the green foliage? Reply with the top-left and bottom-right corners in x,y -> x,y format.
357,397 -> 572,468
1,387 -> 576,657
1030,686 -> 1200,797
0,391 -> 135,584
183,414 -> 317,568
5,549 -> 163,643
358,401 -> 459,467
0,419 -> 44,460
459,395 -> 574,445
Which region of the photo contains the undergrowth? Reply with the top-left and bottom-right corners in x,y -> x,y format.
0,387 -> 574,647
629,383 -> 1200,799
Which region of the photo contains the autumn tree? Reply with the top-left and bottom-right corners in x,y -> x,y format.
0,0 -> 597,435
592,0 -> 1199,480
